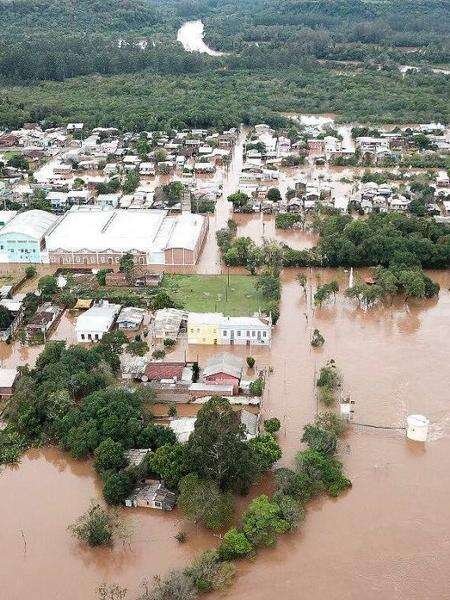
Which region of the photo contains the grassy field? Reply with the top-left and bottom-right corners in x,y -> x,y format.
162,274 -> 262,316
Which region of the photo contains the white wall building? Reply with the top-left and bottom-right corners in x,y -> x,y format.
75,301 -> 121,342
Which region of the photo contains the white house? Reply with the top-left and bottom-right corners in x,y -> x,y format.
75,301 -> 121,342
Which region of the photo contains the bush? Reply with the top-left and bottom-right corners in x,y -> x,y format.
249,378 -> 264,396
163,338 -> 176,348
69,503 -> 119,547
127,340 -> 148,356
25,265 -> 37,279
242,495 -> 290,547
263,417 -> 281,434
152,349 -> 166,360
246,356 -> 255,369
218,528 -> 253,560
185,550 -> 235,593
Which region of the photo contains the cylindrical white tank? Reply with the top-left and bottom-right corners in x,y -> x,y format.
406,414 -> 429,442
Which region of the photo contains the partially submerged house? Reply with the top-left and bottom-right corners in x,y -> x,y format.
202,353 -> 244,394
124,480 -> 176,511
0,368 -> 18,398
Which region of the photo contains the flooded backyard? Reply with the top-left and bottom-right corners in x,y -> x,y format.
1,125 -> 450,599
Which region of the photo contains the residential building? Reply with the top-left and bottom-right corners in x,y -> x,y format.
0,368 -> 18,398
75,300 -> 121,342
116,307 -> 146,330
124,480 -> 176,510
202,353 -> 244,394
188,313 -> 272,346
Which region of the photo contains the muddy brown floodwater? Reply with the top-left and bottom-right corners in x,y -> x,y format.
1,269 -> 449,600
1,128 -> 450,599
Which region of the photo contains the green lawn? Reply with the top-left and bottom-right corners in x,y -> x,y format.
162,274 -> 262,316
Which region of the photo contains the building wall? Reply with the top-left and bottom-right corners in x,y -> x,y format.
164,216 -> 209,266
0,233 -> 43,263
49,249 -> 147,266
188,323 -> 219,345
220,326 -> 271,346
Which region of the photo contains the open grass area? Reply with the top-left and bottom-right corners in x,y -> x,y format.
163,274 -> 262,316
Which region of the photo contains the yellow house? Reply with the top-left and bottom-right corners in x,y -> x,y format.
187,312 -> 222,345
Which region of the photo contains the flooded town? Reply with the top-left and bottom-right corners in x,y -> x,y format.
0,112 -> 449,600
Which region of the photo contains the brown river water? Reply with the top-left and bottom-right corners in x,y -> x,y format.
1,129 -> 450,599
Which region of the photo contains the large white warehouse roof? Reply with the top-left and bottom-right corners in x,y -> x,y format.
45,208 -> 205,255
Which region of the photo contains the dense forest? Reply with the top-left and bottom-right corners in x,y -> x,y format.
0,0 -> 448,129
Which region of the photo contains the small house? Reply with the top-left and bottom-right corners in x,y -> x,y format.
116,306 -> 146,330
124,480 -> 176,511
202,353 -> 244,394
0,368 -> 18,398
75,300 -> 121,342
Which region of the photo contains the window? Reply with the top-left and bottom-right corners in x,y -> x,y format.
81,334 -> 85,340
95,334 -> 99,340
237,331 -> 241,337
88,334 -> 92,340
262,331 -> 267,338
223,330 -> 227,336
247,330 -> 250,337
252,331 -> 256,337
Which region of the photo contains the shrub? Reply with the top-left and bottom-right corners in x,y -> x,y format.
249,378 -> 264,396
163,338 -> 176,348
263,417 -> 281,434
152,349 -> 166,360
69,503 -> 119,547
218,528 -> 253,560
25,265 -> 37,279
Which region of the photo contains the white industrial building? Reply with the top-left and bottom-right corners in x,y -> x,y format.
45,207 -> 208,266
75,301 -> 121,342
0,210 -> 58,263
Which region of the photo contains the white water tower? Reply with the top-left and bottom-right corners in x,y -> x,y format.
406,414 -> 429,442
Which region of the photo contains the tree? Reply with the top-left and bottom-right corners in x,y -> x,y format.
301,424 -> 337,455
58,290 -> 77,308
119,252 -> 134,279
242,495 -> 290,547
227,191 -> 249,210
314,280 -> 339,307
137,424 -> 177,450
266,188 -> 281,202
185,550 -> 235,593
97,584 -> 128,600
138,571 -> 197,600
0,305 -> 14,331
296,449 -> 351,497
249,434 -> 282,473
25,265 -> 37,279
246,356 -> 255,369
94,438 -> 127,474
69,503 -> 120,547
38,275 -> 58,299
186,397 -> 258,493
122,170 -> 140,194
218,528 -> 253,560
263,417 -> 281,434
272,492 -> 304,529
147,443 -> 190,489
102,471 -> 134,505
311,329 -> 325,347
315,412 -> 347,438
178,474 -> 234,531
249,378 -> 264,396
